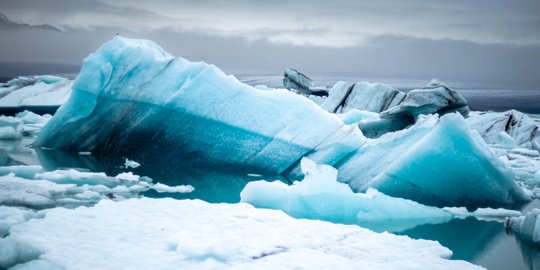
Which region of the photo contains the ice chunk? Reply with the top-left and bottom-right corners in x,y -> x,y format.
242,158 -> 453,231
34,37 -> 362,174
5,198 -> 482,269
151,182 -> 194,193
506,209 -> 540,244
337,113 -> 531,207
0,168 -> 159,209
466,110 -> 540,149
322,81 -> 405,114
380,80 -> 469,120
337,109 -> 379,125
0,75 -> 72,107
0,165 -> 43,179
124,158 -> 140,168
282,68 -> 328,96
445,207 -> 521,222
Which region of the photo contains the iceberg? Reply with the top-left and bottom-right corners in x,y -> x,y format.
0,75 -> 72,107
321,81 -> 405,113
2,198 -> 482,269
241,158 -> 453,231
466,110 -> 540,150
283,68 -> 328,96
336,113 -> 531,207
506,209 -> 540,244
34,37 -> 363,174
379,79 -> 469,120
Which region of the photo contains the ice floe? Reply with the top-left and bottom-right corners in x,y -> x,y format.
1,198 -> 482,269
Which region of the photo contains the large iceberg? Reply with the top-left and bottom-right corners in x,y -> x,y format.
34,37 -> 363,174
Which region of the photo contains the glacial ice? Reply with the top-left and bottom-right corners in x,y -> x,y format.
34,36 -> 363,174
336,113 -> 531,206
0,75 -> 72,107
507,209 -> 540,244
466,110 -> 540,150
379,79 -> 469,120
241,158 -> 454,231
2,198 -> 481,269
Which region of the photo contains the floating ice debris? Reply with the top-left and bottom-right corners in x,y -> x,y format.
115,172 -> 140,182
506,209 -> 540,244
78,151 -> 92,155
0,75 -> 72,107
124,158 -> 140,168
151,183 -> 194,193
445,207 -> 522,222
2,198 -> 481,269
241,158 -> 453,230
34,36 -> 361,174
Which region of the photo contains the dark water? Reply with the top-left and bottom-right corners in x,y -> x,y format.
10,147 -> 535,269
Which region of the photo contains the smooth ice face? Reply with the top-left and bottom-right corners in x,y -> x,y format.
34,37 -> 364,173
3,198 -> 482,270
337,113 -> 531,207
241,158 -> 454,231
0,75 -> 72,107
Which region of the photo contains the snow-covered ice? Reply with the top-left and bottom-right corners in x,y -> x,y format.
1,198 -> 482,270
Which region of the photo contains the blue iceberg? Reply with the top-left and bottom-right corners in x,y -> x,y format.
336,113 -> 531,206
34,37 -> 363,173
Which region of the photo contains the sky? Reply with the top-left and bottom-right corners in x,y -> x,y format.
1,0 -> 540,88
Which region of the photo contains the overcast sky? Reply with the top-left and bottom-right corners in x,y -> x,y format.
1,0 -> 540,88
